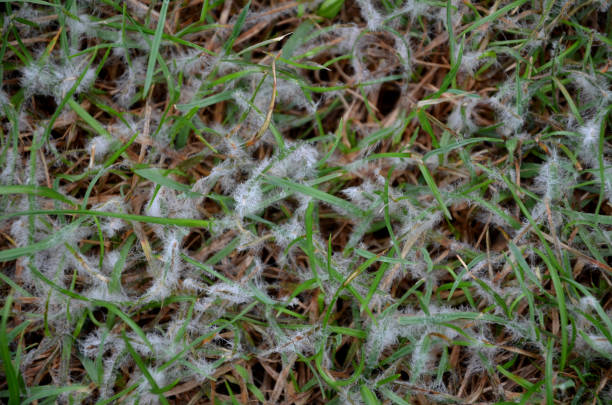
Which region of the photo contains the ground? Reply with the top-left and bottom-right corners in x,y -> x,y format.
0,0 -> 611,404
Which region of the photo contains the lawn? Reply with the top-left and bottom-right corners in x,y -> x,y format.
0,0 -> 611,403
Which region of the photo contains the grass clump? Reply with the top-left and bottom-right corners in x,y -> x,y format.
0,0 -> 611,404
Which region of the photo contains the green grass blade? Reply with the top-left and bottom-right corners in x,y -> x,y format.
0,209 -> 210,228
264,175 -> 365,217
0,293 -> 23,405
133,167 -> 201,197
23,385 -> 90,405
67,98 -> 112,138
109,233 -> 136,293
0,185 -> 76,207
360,384 -> 381,405
121,331 -> 169,405
0,218 -> 86,262
143,0 -> 170,98
418,163 -> 451,220
223,1 -> 250,54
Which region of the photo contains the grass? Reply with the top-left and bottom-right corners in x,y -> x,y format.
0,0 -> 611,404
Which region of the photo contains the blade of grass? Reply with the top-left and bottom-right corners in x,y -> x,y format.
0,293 -> 23,405
264,175 -> 365,217
143,0 -> 170,98
0,217 -> 86,262
223,1 -> 250,54
0,209 -> 211,228
133,167 -> 201,197
0,184 -> 76,206
23,385 -> 90,405
67,97 -> 112,138
460,0 -> 529,36
121,331 -> 169,405
418,163 -> 451,220
109,233 -> 136,293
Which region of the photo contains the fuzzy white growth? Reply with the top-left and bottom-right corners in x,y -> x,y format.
123,332 -> 154,358
27,227 -> 93,291
114,57 -> 145,108
103,216 -> 125,238
233,181 -> 263,218
464,332 -> 500,378
356,0 -> 384,31
394,38 -> 412,73
579,120 -> 600,152
144,230 -> 184,301
342,178 -> 382,211
182,277 -> 206,293
397,211 -> 442,247
571,72 -> 612,111
434,0 -> 464,24
12,4 -> 55,35
365,314 -> 400,366
21,55 -> 96,103
275,78 -> 317,114
220,132 -> 250,161
147,332 -> 181,362
269,142 -> 319,180
410,334 -> 433,382
68,247 -> 109,284
100,347 -> 125,398
209,215 -> 237,237
459,51 -> 486,75
169,48 -> 211,76
0,88 -> 9,111
576,333 -> 612,358
67,13 -> 98,38
15,111 -> 34,134
103,250 -> 120,274
534,149 -> 573,202
63,57 -> 96,96
220,4 -> 300,48
232,73 -> 316,141
20,336 -> 58,376
106,115 -> 134,141
88,136 -> 113,161
178,78 -> 203,105
84,282 -> 128,303
21,64 -> 55,98
578,295 -> 600,312
234,90 -> 261,127
308,25 -> 361,56
25,128 -> 48,186
136,367 -> 167,400
146,186 -> 200,222
5,209 -> 25,246
262,327 -> 320,356
351,33 -> 396,87
206,282 -> 254,304
231,157 -> 269,219
489,82 -> 525,137
80,329 -> 107,358
95,198 -> 127,237
0,149 -> 17,185
196,158 -> 238,194
273,215 -> 303,249
189,357 -> 215,382
503,319 -> 545,350
236,225 -> 266,253
577,118 -> 612,202
356,0 -> 429,31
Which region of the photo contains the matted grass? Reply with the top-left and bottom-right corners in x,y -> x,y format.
0,0 -> 611,404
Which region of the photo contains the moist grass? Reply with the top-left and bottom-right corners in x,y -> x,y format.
0,0 -> 611,404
